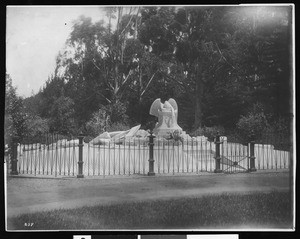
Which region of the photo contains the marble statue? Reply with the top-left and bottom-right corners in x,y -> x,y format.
149,98 -> 183,136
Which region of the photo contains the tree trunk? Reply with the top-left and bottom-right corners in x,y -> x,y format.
138,69 -> 143,123
194,81 -> 203,129
193,63 -> 204,129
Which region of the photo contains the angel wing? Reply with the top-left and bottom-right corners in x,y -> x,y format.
149,98 -> 162,117
167,98 -> 178,120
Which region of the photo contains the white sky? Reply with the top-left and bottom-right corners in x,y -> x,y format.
6,6 -> 107,98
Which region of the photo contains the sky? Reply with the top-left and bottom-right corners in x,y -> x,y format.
6,6 -> 108,98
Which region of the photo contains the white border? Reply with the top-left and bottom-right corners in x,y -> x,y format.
5,4 -> 295,232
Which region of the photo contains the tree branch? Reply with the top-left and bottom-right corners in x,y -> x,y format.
140,70 -> 158,97
121,69 -> 133,88
107,81 -> 114,91
215,43 -> 236,70
94,91 -> 111,104
158,70 -> 190,92
91,59 -> 101,71
120,8 -> 135,36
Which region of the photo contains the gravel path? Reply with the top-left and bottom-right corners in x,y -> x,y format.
6,170 -> 291,217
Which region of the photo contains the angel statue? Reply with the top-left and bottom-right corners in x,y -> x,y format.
149,98 -> 183,136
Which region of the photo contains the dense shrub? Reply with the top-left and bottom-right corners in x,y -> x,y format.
48,96 -> 76,135
85,101 -> 130,137
85,104 -> 130,137
266,116 -> 290,135
258,116 -> 291,150
26,115 -> 49,135
190,125 -> 225,141
107,101 -> 129,125
21,133 -> 71,145
5,74 -> 27,143
236,111 -> 268,141
85,108 -> 108,137
106,122 -> 130,132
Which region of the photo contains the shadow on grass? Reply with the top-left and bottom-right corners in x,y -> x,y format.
7,191 -> 293,230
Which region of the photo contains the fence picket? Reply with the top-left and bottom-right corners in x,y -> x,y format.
12,131 -> 291,177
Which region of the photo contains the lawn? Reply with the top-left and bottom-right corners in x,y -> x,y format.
7,191 -> 292,230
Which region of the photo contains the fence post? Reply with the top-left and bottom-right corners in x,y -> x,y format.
10,137 -> 18,175
214,132 -> 222,173
148,130 -> 155,176
249,131 -> 257,172
77,132 -> 84,178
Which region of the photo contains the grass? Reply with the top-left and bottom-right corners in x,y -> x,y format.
7,191 -> 292,230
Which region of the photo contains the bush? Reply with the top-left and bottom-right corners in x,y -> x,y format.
5,75 -> 27,143
107,101 -> 129,125
236,111 -> 268,141
85,101 -> 130,137
85,108 -> 108,137
257,116 -> 291,150
21,133 -> 71,145
266,116 -> 290,135
190,125 -> 225,141
25,115 -> 49,136
48,96 -> 76,135
106,122 -> 130,132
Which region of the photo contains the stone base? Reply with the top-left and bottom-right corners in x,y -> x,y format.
77,174 -> 84,178
147,172 -> 155,176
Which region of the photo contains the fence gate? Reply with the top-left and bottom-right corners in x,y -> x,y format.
220,141 -> 250,173
152,136 -> 216,175
10,131 -> 290,177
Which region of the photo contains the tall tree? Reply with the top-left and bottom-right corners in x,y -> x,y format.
29,6 -> 292,134
5,74 -> 27,142
55,8 -> 142,124
139,6 -> 229,129
138,6 -> 292,130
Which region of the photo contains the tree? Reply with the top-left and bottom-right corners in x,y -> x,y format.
209,6 -> 292,128
48,95 -> 76,135
54,7 -> 167,128
139,6 -> 229,129
27,6 -> 292,135
138,6 -> 292,131
24,115 -> 50,143
55,9 -> 140,124
5,73 -> 27,143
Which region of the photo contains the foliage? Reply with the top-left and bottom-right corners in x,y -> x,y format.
106,122 -> 130,132
48,96 -> 76,135
21,133 -> 71,145
266,116 -> 290,135
166,130 -> 184,143
105,101 -> 129,125
24,115 -> 50,143
257,116 -> 291,150
6,6 -> 292,139
190,125 -> 225,141
5,74 -> 27,143
85,102 -> 130,137
85,108 -> 108,137
236,105 -> 269,141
